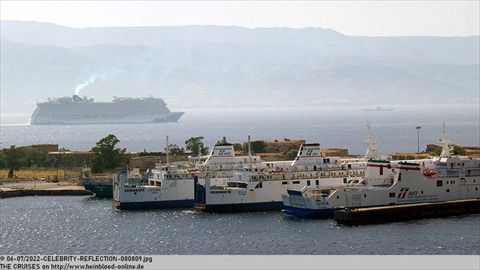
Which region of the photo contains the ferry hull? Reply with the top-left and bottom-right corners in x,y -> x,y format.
194,201 -> 283,213
113,199 -> 194,210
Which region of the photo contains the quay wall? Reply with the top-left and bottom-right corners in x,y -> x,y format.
334,199 -> 480,225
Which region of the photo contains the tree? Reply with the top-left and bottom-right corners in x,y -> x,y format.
23,148 -> 49,167
90,134 -> 126,173
185,136 -> 209,156
4,145 -> 25,178
165,144 -> 185,156
232,143 -> 243,153
216,136 -> 229,145
286,148 -> 299,160
452,145 -> 466,155
249,141 -> 266,153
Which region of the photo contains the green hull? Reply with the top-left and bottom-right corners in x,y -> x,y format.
83,182 -> 113,198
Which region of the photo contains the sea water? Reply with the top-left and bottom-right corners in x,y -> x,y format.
0,196 -> 479,254
1,104 -> 478,154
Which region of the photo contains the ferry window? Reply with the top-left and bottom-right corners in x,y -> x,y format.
389,192 -> 395,197
293,181 -> 300,184
364,194 -> 367,198
343,178 -> 347,184
437,180 -> 443,187
446,181 -> 449,184
336,195 -> 339,199
282,181 -> 288,185
446,189 -> 450,193
421,191 -> 423,194
380,166 -> 383,175
307,180 -> 311,186
475,187 -> 478,191
316,180 -> 319,185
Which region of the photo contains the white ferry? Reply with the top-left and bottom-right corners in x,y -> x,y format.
282,135 -> 480,218
194,143 -> 368,212
112,143 -> 264,209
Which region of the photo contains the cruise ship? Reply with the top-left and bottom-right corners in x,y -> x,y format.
29,95 -> 184,125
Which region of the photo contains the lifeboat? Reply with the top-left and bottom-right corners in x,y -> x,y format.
422,168 -> 437,177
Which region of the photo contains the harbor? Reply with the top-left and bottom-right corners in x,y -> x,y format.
1,195 -> 479,255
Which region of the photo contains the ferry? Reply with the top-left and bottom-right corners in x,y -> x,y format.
112,143 -> 264,209
363,106 -> 394,112
113,165 -> 197,209
82,168 -> 147,198
194,143 -> 368,212
282,134 -> 480,218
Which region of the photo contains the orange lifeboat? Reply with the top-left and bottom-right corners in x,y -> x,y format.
422,168 -> 437,177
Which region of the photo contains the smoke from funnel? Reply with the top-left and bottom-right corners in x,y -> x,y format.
75,74 -> 98,95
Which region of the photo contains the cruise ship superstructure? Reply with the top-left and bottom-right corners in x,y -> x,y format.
30,95 -> 184,125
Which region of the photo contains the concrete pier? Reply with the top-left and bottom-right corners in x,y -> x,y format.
334,199 -> 480,225
0,181 -> 92,198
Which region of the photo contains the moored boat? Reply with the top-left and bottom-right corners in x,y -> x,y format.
194,143 -> 368,212
282,132 -> 480,218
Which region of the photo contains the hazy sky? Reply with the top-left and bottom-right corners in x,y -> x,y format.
1,1 -> 479,36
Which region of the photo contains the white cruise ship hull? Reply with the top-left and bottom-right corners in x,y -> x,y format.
30,112 -> 184,125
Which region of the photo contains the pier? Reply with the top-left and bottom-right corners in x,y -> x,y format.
0,181 -> 92,198
334,199 -> 480,225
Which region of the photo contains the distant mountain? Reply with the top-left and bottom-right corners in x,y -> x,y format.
1,20 -> 479,114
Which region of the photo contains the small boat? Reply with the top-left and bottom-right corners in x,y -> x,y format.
364,106 -> 394,112
82,168 -> 146,198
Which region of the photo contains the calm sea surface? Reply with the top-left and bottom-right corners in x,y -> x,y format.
1,104 -> 479,154
0,196 -> 479,255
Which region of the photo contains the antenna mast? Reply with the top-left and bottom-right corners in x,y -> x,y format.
362,121 -> 378,159
166,135 -> 170,166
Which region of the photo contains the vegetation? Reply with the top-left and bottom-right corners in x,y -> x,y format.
286,148 -> 299,160
90,134 -> 126,173
3,146 -> 25,178
232,143 -> 243,153
216,136 -> 230,145
452,145 -> 466,155
165,144 -> 185,156
249,141 -> 266,153
185,137 -> 209,156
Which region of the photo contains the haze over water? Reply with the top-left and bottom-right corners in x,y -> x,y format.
1,104 -> 478,155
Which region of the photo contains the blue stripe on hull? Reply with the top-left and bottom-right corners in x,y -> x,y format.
113,199 -> 194,210
282,205 -> 335,219
195,201 -> 283,213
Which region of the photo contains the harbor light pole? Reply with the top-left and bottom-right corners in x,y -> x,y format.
416,126 -> 422,156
